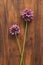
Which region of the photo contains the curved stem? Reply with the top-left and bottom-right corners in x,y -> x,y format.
20,22 -> 27,65
16,35 -> 24,65
16,35 -> 21,53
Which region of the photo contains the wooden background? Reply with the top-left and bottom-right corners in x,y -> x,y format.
0,0 -> 43,65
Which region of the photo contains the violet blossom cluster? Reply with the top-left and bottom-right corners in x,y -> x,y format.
21,9 -> 33,22
9,24 -> 20,36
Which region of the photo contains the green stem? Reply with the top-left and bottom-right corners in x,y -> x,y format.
16,35 -> 24,65
20,22 -> 27,65
16,35 -> 21,53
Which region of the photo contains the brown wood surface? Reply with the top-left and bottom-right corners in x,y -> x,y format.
0,0 -> 43,65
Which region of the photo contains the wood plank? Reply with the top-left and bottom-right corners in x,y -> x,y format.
0,0 -> 43,65
39,0 -> 43,65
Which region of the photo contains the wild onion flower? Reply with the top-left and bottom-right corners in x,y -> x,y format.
9,24 -> 24,65
21,8 -> 33,22
20,9 -> 34,65
9,24 -> 20,36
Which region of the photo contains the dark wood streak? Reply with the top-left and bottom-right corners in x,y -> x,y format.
4,0 -> 8,25
0,24 -> 3,57
31,0 -> 41,65
4,6 -> 7,25
41,14 -> 43,64
32,0 -> 41,65
40,0 -> 43,65
16,0 -> 20,22
3,1 -> 9,65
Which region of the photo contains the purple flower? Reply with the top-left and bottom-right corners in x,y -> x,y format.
9,24 -> 20,36
21,8 -> 33,22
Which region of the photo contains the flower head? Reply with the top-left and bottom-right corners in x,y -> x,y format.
21,8 -> 33,22
9,24 -> 20,36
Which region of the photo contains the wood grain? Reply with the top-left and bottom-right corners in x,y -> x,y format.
0,0 -> 43,65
